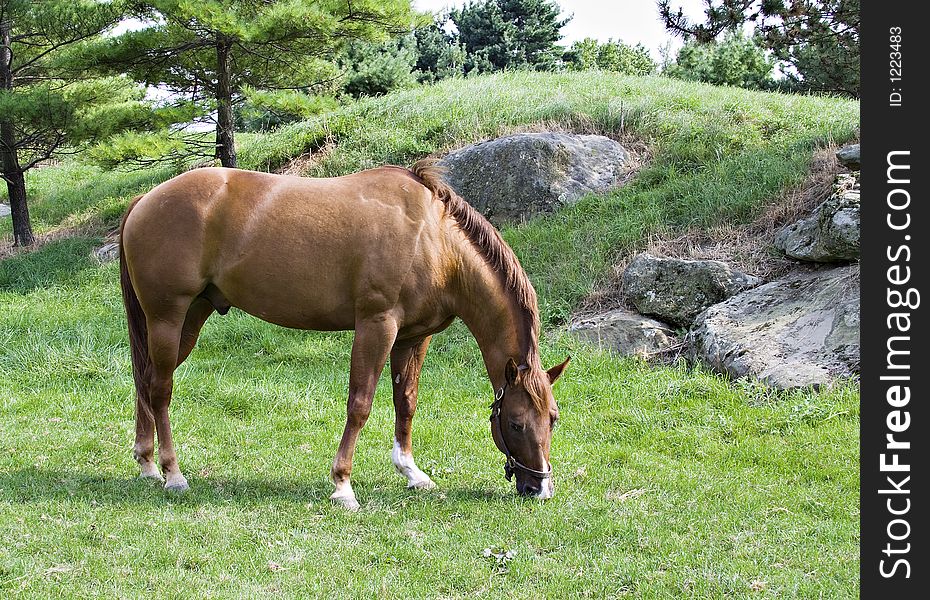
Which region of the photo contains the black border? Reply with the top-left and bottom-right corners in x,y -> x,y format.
861,1 -> 927,596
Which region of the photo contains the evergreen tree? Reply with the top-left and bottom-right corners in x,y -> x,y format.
1,0 -> 166,247
564,38 -> 656,76
89,1 -> 419,168
234,90 -> 338,133
657,0 -> 859,96
664,32 -> 774,89
450,0 -> 569,73
412,19 -> 466,83
340,36 -> 418,98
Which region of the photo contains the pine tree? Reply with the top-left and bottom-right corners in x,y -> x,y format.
339,36 -> 418,98
564,38 -> 656,76
657,0 -> 859,96
450,0 -> 569,73
90,0 -> 419,168
664,32 -> 775,90
1,0 -> 165,247
412,19 -> 466,83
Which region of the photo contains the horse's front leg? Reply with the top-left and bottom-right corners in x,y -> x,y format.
330,313 -> 398,511
390,336 -> 436,489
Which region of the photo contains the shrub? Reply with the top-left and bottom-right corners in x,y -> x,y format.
564,38 -> 656,76
665,33 -> 775,90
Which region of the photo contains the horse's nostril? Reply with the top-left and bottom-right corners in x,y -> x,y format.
518,481 -> 541,496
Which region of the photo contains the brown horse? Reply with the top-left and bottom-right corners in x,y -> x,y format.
119,161 -> 569,509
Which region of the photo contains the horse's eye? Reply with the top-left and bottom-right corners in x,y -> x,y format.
509,421 -> 525,432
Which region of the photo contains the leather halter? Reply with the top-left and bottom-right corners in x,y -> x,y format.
489,383 -> 552,482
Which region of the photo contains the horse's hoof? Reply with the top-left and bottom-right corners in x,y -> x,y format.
164,474 -> 189,492
331,493 -> 360,511
407,477 -> 437,490
138,471 -> 164,483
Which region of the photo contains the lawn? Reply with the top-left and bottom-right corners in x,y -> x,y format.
1,71 -> 860,598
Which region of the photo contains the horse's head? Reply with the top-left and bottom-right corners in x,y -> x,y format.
490,356 -> 570,499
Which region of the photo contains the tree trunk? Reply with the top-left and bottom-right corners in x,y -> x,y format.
1,18 -> 34,246
215,36 -> 236,168
3,169 -> 33,247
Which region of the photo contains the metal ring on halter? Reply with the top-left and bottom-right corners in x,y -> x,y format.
489,384 -> 552,481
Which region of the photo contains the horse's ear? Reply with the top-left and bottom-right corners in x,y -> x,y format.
546,356 -> 571,385
505,357 -> 520,385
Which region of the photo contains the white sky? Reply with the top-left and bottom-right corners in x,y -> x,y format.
117,2 -> 711,61
413,0 -> 709,60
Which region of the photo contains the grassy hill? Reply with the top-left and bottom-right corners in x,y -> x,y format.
1,72 -> 860,598
4,71 -> 858,319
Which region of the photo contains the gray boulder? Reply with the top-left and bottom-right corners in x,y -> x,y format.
439,132 -> 632,224
688,265 -> 860,389
1,203 -> 10,218
569,309 -> 678,357
623,254 -> 761,328
774,174 -> 859,262
836,143 -> 860,170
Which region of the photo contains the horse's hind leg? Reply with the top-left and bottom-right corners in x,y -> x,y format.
134,396 -> 161,481
390,336 -> 436,490
145,310 -> 191,491
177,298 -> 214,367
134,299 -> 212,482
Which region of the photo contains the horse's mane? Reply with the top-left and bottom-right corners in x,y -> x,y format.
398,159 -> 549,411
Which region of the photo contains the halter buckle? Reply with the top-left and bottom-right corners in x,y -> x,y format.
504,456 -> 516,481
489,386 -> 505,422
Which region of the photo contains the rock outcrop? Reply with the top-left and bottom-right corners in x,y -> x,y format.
622,254 -> 760,328
688,265 -> 860,389
836,143 -> 860,170
774,174 -> 859,262
439,132 -> 633,224
569,309 -> 677,357
93,241 -> 119,263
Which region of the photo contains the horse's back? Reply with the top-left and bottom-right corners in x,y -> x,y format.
123,167 -> 448,330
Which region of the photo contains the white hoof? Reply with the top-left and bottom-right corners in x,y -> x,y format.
164,473 -> 189,492
392,439 -> 436,491
138,466 -> 164,483
331,492 -> 361,511
407,477 -> 437,490
331,480 -> 359,511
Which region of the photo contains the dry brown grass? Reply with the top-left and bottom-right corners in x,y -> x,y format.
0,211 -> 114,260
576,144 -> 853,318
276,141 -> 336,177
1,224 -> 98,261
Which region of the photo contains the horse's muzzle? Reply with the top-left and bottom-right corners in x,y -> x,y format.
517,477 -> 554,499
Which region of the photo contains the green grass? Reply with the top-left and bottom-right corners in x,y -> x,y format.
1,72 -> 860,597
1,162 -> 175,236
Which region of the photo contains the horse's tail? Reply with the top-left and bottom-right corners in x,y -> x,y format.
119,196 -> 153,421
